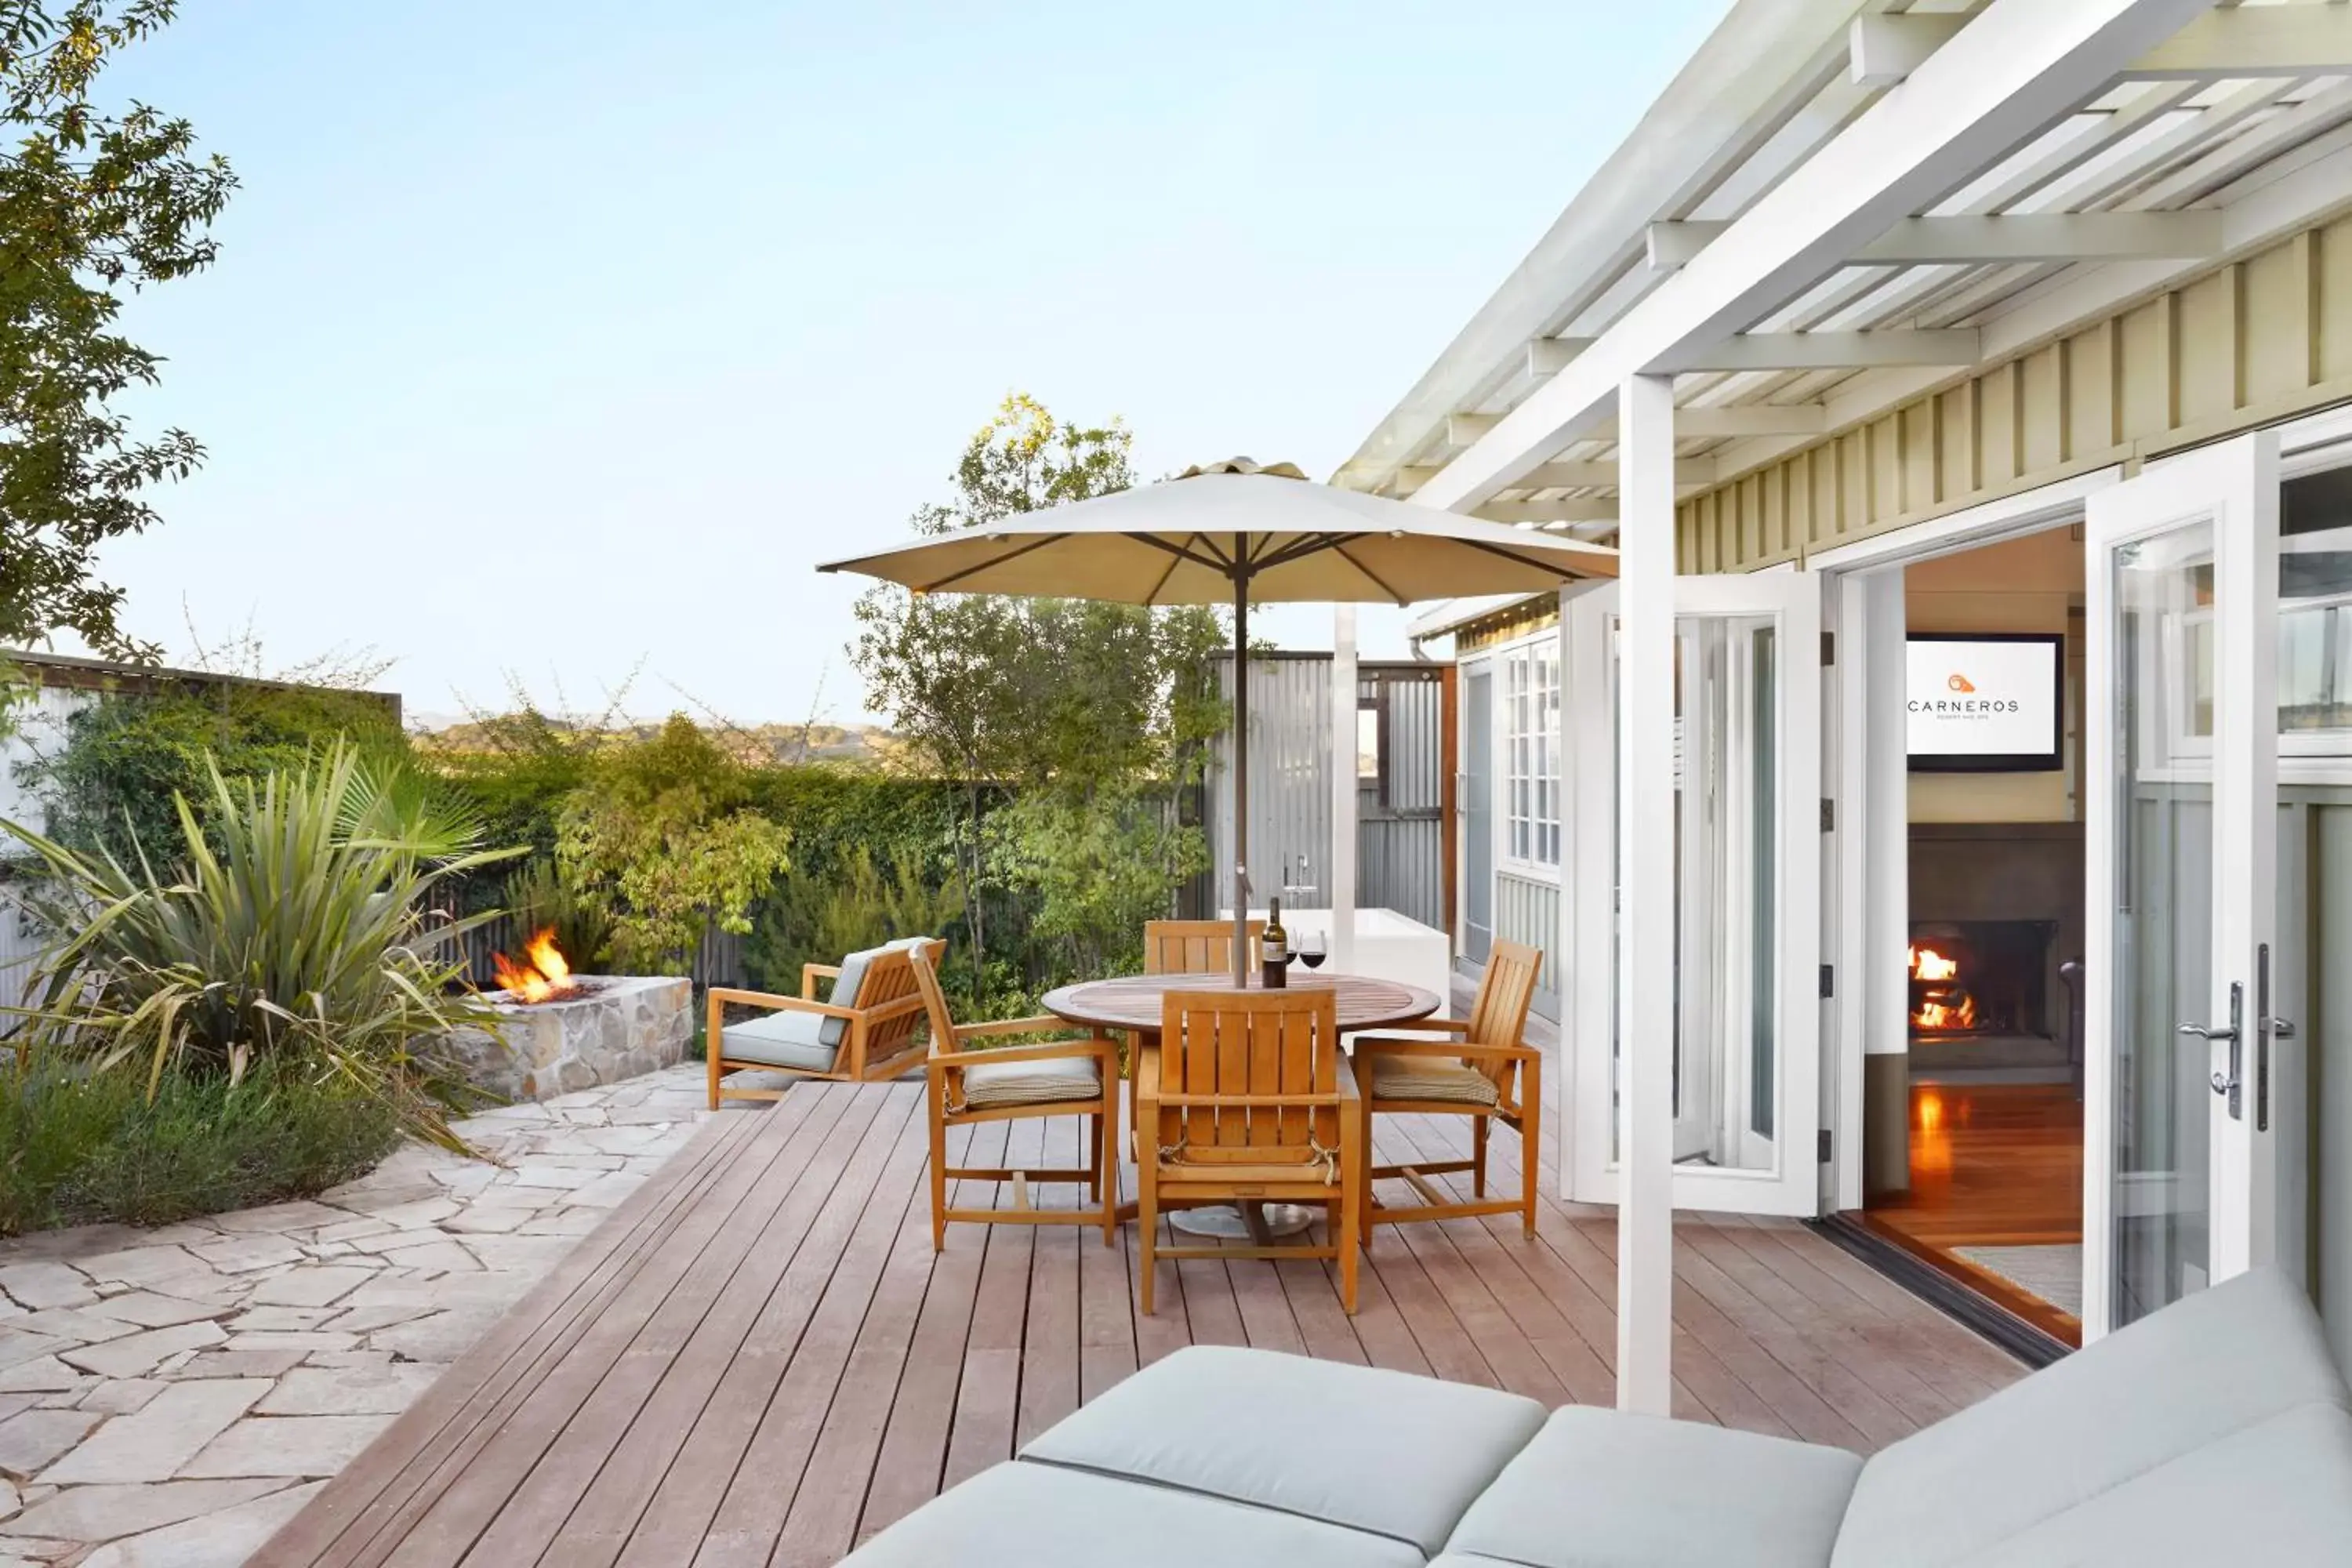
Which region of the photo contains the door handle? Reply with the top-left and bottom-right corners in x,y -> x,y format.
2256,943 -> 2293,1133
2182,981 -> 2245,1120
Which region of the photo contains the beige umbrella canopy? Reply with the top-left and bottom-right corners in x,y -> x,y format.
820,458 -> 1618,984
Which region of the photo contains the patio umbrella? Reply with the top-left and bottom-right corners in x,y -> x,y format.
819,457 -> 1617,986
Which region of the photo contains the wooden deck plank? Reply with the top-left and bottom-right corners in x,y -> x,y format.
936,1117 -> 1031,1490
848,1122 -> 989,1547
691,1090 -> 935,1567
260,1071 -> 2026,1568
536,1083 -> 909,1567
1013,1112 -> 1083,1449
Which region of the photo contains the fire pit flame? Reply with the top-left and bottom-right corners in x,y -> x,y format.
493,927 -> 577,1004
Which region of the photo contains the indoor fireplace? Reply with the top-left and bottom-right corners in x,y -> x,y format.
1907,919 -> 2060,1043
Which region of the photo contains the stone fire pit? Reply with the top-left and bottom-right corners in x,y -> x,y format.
435,975 -> 692,1102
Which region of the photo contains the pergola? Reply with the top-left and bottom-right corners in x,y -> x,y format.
1337,0 -> 2352,1414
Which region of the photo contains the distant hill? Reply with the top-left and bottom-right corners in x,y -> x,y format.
413,714 -> 904,768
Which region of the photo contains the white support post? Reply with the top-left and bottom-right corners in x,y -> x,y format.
1616,372 -> 1676,1416
1331,604 -> 1359,974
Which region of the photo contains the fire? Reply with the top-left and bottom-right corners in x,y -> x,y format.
492,927 -> 576,1004
1908,945 -> 1959,982
1907,944 -> 1976,1033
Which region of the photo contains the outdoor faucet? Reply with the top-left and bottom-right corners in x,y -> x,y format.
1280,854 -> 1318,902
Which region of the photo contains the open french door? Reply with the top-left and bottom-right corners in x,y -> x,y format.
1566,572 -> 1824,1215
2083,431 -> 2283,1341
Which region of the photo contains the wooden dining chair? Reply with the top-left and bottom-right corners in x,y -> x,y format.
1134,986 -> 1363,1314
911,945 -> 1119,1250
1142,918 -> 1265,975
1350,939 -> 1543,1240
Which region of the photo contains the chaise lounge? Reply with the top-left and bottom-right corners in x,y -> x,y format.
842,1268 -> 2352,1566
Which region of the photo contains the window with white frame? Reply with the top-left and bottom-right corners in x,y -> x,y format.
1504,639 -> 1561,865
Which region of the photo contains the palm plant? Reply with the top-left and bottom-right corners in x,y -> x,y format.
1,742 -> 524,1149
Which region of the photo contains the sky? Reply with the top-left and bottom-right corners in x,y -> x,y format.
85,0 -> 1729,726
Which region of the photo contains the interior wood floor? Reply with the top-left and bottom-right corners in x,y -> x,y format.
1861,1083 -> 2085,1346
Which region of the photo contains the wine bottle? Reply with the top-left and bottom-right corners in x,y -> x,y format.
1262,898 -> 1289,989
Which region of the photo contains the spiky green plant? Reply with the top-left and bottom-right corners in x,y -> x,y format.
1,742 -> 524,1149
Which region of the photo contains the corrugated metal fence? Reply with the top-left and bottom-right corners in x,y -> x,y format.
1200,654 -> 1450,935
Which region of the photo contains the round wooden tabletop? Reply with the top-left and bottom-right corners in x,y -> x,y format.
1040,971 -> 1442,1036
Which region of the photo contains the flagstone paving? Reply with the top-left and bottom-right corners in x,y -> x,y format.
0,1063 -> 717,1566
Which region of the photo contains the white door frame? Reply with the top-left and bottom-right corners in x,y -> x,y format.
1565,572 -> 1824,1216
1810,468 -> 2121,1212
2082,430 -> 2281,1341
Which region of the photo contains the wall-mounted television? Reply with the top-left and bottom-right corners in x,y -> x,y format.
1905,633 -> 2065,773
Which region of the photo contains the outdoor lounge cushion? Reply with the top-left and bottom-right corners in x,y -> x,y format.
717,1007 -> 837,1073
1958,1398 -> 2352,1566
959,1055 -> 1102,1109
1831,1267 -> 2352,1567
1366,1054 -> 1502,1105
1019,1345 -> 1547,1557
843,1457 -> 1421,1568
1441,1406 -> 1861,1568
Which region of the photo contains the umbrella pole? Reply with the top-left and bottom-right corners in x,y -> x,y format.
1231,556 -> 1250,988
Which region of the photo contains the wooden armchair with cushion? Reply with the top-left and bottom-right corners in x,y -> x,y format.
1135,986 -> 1363,1314
912,945 -> 1118,1250
704,936 -> 942,1109
1142,918 -> 1265,975
1351,938 -> 1542,1240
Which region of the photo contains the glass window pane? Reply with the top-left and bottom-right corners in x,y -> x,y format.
2112,519 -> 2217,1328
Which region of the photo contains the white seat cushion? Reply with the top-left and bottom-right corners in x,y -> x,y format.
1959,1399 -> 2352,1566
841,1459 -> 1421,1568
1019,1345 -> 1545,1556
960,1055 -> 1102,1109
1444,1405 -> 1860,1568
1833,1268 -> 2350,1567
719,1007 -> 837,1073
1366,1054 -> 1501,1106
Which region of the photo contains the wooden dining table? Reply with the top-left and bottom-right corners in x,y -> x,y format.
1040,971 -> 1443,1243
1040,971 -> 1443,1040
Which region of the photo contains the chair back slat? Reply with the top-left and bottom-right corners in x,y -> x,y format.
909,942 -> 957,1051
859,941 -> 942,1058
1143,919 -> 1265,976
1158,988 -> 1338,1166
1465,940 -> 1542,1084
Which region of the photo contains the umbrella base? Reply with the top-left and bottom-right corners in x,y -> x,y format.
1167,1202 -> 1318,1240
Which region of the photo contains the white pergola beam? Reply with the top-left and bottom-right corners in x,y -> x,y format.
1446,413 -> 1500,446
1648,212 -> 2222,274
1400,458 -> 1714,492
1526,338 -> 1593,377
1473,499 -> 1620,525
1669,329 -> 1981,372
1864,211 -> 2223,263
2122,5 -> 2352,81
1414,0 -> 2212,514
1661,403 -> 1828,439
1849,13 -> 1969,88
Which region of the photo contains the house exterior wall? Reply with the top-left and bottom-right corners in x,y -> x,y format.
1678,218 -> 2352,574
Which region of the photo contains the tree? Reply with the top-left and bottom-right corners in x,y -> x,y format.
554,715 -> 794,972
0,2 -> 236,657
850,394 -> 1225,996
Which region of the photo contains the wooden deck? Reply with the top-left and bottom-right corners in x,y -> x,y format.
252,1068 -> 2025,1567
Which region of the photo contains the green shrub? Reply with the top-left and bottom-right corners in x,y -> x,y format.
500,855 -> 616,971
2,742 -> 520,1150
13,684 -> 408,862
0,1058 -> 404,1236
